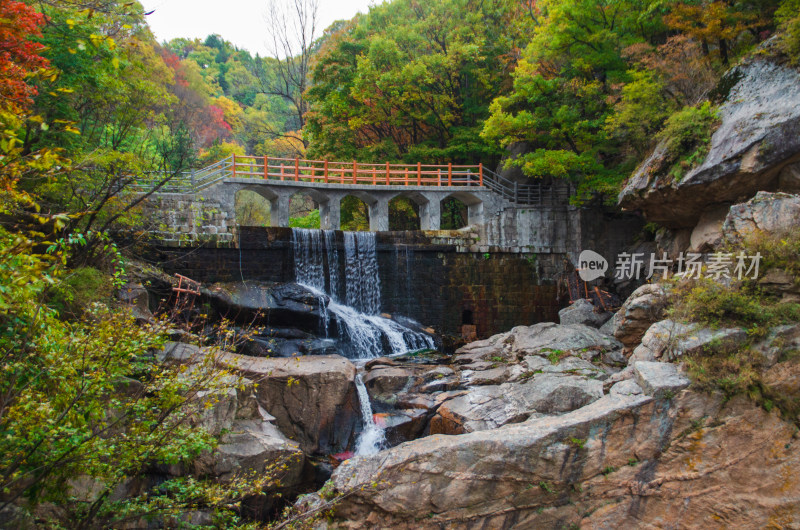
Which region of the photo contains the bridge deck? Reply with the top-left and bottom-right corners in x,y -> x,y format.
231,155 -> 484,187
140,155 -> 571,207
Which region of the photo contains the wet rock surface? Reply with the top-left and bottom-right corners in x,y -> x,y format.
202,281 -> 331,333
355,323 -> 621,443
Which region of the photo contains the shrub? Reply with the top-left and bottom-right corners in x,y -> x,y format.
777,0 -> 800,64
683,342 -> 763,397
668,228 -> 800,332
657,101 -> 719,181
49,266 -> 112,316
0,230 -> 272,528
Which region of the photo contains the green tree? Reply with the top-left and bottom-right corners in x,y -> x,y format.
481,0 -> 666,202
305,0 -> 516,164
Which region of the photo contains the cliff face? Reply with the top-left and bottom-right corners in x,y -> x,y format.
619,50 -> 800,229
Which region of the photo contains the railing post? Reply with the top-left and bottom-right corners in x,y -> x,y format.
386,162 -> 390,185
478,163 -> 483,187
191,169 -> 196,188
294,157 -> 300,181
437,168 -> 442,186
372,167 -> 376,185
263,157 -> 268,179
448,163 -> 452,186
417,162 -> 422,186
514,181 -> 518,204
405,168 -> 409,186
232,154 -> 237,179
280,163 -> 285,181
353,160 -> 358,184
324,160 -> 329,183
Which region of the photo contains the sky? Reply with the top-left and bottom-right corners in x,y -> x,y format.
138,0 -> 375,56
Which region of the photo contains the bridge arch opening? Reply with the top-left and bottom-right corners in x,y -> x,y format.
340,194 -> 372,232
441,192 -> 483,229
289,190 -> 322,228
235,188 -> 273,227
388,194 -> 421,231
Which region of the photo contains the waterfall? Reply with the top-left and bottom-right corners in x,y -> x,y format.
292,228 -> 325,292
354,374 -> 385,456
343,231 -> 381,314
291,228 -> 434,359
324,229 -> 340,301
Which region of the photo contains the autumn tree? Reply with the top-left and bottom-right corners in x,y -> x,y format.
305,0 -> 516,164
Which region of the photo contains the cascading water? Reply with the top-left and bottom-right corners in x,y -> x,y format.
343,231 -> 381,315
354,374 -> 384,456
324,229 -> 340,302
291,228 -> 434,359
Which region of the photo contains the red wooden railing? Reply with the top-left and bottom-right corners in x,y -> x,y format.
229,155 -> 484,188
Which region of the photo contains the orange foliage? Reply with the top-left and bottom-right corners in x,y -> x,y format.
0,1 -> 49,114
624,35 -> 717,105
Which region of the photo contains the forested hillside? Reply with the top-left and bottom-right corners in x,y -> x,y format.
307,0 -> 797,201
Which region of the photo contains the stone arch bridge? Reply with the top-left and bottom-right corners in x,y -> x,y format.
143,155 -> 577,250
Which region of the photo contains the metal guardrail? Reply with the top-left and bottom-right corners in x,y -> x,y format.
135,155 -> 570,206
481,166 -> 572,205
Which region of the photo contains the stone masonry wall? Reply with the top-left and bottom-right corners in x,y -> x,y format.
142,193 -> 235,245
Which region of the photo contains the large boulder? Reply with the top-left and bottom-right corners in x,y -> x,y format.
220,353 -> 360,455
722,191 -> 800,242
504,322 -> 623,359
197,419 -> 304,484
632,361 -> 690,398
619,53 -> 800,228
430,373 -> 604,434
202,281 -> 330,333
453,331 -> 511,363
629,319 -> 747,363
558,298 -> 614,328
612,283 -> 669,349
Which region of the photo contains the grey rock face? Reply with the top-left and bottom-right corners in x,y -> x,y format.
329,393 -> 654,524
609,379 -> 643,396
431,373 -> 604,434
506,322 -> 623,358
630,320 -> 747,364
202,420 -> 304,483
722,191 -> 800,243
619,56 -> 800,228
219,353 -> 359,455
752,324 -> 800,367
559,298 -> 614,328
613,284 -> 669,349
633,361 -> 690,398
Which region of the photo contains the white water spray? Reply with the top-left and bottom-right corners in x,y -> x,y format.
354,374 -> 385,456
291,228 -> 434,359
